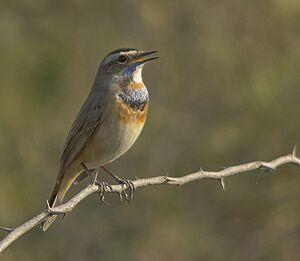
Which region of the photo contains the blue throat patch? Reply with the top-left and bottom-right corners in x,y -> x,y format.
118,64 -> 148,111
122,63 -> 139,78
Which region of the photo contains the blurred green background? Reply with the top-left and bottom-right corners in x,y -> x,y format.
0,0 -> 300,260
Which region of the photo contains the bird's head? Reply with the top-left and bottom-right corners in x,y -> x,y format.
99,48 -> 158,83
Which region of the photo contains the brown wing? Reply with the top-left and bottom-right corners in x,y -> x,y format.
59,94 -> 106,171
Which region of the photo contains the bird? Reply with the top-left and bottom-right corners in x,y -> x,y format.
41,48 -> 158,231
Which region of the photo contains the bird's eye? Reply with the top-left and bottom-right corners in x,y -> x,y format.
118,55 -> 127,64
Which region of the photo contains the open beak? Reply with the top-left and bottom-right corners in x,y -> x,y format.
132,50 -> 159,65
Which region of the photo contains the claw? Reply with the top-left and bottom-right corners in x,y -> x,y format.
100,165 -> 135,202
97,181 -> 110,206
118,191 -> 124,202
80,163 -> 112,206
127,180 -> 135,201
119,179 -> 135,202
220,178 -> 226,191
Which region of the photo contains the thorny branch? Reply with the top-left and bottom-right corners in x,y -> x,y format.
1,147 -> 300,254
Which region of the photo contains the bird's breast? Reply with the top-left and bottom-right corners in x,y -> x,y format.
116,82 -> 148,126
102,84 -> 148,162
118,82 -> 149,112
114,93 -> 148,126
84,85 -> 148,167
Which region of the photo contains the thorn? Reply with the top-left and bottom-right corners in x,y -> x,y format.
135,176 -> 139,180
0,226 -> 14,233
220,178 -> 226,191
46,200 -> 51,210
46,200 -> 68,216
199,168 -> 205,175
292,145 -> 297,157
164,172 -> 170,182
92,170 -> 98,185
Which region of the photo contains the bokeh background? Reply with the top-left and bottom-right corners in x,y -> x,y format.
0,0 -> 300,260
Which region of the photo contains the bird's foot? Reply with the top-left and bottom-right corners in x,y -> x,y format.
117,179 -> 135,202
100,166 -> 135,202
79,163 -> 112,205
95,180 -> 112,206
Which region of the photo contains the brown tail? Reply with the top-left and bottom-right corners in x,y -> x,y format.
41,171 -> 74,231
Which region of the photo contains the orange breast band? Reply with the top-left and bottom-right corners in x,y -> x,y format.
114,98 -> 148,125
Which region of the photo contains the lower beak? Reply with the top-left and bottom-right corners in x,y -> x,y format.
132,50 -> 159,65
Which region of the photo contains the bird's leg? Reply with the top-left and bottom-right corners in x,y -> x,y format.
80,162 -> 111,205
77,162 -> 97,183
101,165 -> 123,183
101,165 -> 135,202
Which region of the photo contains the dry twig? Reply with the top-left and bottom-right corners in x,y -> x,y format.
1,148 -> 300,254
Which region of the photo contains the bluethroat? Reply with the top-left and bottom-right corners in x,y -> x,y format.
42,48 -> 158,230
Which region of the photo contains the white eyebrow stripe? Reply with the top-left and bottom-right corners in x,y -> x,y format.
101,50 -> 140,66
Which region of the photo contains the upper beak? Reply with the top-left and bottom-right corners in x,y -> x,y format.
132,50 -> 159,65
